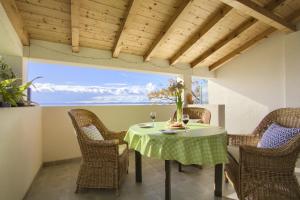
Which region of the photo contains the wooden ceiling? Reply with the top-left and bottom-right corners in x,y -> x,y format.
1,0 -> 300,71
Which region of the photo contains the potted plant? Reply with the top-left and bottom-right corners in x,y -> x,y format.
0,58 -> 15,80
0,57 -> 41,107
0,77 -> 40,107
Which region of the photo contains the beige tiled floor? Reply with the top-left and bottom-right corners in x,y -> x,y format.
25,151 -> 275,200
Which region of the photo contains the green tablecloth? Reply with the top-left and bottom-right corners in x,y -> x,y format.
124,122 -> 228,165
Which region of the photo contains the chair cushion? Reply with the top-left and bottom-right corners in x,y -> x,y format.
227,146 -> 239,163
259,123 -> 300,148
118,144 -> 127,155
81,125 -> 104,141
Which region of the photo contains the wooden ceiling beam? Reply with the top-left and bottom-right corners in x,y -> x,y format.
219,0 -> 296,32
0,0 -> 29,45
170,5 -> 232,65
71,0 -> 80,53
263,0 -> 286,10
112,0 -> 140,58
144,0 -> 193,62
208,28 -> 276,71
208,9 -> 300,71
191,0 -> 286,68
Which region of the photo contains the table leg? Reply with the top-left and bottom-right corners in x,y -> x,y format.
165,160 -> 171,200
135,151 -> 142,183
178,162 -> 182,172
214,163 -> 223,197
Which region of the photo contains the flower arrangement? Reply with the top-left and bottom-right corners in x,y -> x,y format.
148,78 -> 185,122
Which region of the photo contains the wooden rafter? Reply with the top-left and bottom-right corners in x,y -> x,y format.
219,0 -> 296,32
170,5 -> 232,65
144,0 -> 193,62
112,0 -> 139,58
209,28 -> 276,71
191,0 -> 286,68
0,0 -> 29,45
208,9 -> 300,71
71,0 -> 80,53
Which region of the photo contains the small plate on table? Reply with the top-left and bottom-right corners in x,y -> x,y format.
138,123 -> 153,128
160,129 -> 177,134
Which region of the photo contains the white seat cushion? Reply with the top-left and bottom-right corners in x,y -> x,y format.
227,145 -> 239,163
118,144 -> 127,155
81,125 -> 104,141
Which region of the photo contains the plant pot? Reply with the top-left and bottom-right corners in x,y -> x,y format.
0,102 -> 11,107
17,102 -> 25,107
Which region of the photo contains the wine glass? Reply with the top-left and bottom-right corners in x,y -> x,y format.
183,114 -> 189,132
150,112 -> 156,127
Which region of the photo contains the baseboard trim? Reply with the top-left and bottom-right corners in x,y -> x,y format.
43,157 -> 82,167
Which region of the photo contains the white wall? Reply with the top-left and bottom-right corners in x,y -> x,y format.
42,104 -> 224,162
23,40 -> 215,79
0,2 -> 24,81
0,4 -> 42,200
209,29 -> 300,134
0,3 -> 23,56
285,31 -> 300,107
0,107 -> 42,200
209,32 -> 286,133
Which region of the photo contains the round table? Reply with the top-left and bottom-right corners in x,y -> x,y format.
124,122 -> 228,200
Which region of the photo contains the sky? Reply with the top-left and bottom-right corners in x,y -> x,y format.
28,61 -> 177,105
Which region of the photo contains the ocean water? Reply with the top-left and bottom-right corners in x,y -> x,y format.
38,102 -> 175,107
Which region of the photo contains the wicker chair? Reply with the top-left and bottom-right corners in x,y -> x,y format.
68,109 -> 129,194
173,107 -> 211,124
226,108 -> 300,200
174,107 -> 211,171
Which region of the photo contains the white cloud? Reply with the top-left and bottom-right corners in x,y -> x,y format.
31,82 -> 176,104
31,82 -> 158,97
103,83 -> 128,86
89,95 -> 148,103
145,82 -> 156,93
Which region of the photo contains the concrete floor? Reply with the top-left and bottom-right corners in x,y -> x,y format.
24,152 -> 241,200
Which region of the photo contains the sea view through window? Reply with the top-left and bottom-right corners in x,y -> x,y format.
28,60 -> 178,106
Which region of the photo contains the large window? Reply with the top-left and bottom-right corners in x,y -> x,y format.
28,60 -> 177,106
192,77 -> 208,104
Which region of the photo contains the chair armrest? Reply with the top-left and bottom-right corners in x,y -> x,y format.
86,139 -> 119,147
240,135 -> 300,171
83,139 -> 119,162
105,130 -> 127,144
228,134 -> 259,146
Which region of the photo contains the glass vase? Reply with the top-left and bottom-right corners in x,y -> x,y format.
176,102 -> 183,123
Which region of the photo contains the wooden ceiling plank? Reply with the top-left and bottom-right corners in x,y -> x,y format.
219,0 -> 296,32
191,0 -> 286,67
71,0 -> 80,52
143,0 -> 193,62
112,0 -> 140,58
170,5 -> 233,65
208,9 -> 300,71
0,0 -> 29,45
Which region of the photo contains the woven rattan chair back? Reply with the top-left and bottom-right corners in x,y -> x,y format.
253,108 -> 300,139
68,109 -> 109,139
173,107 -> 211,124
